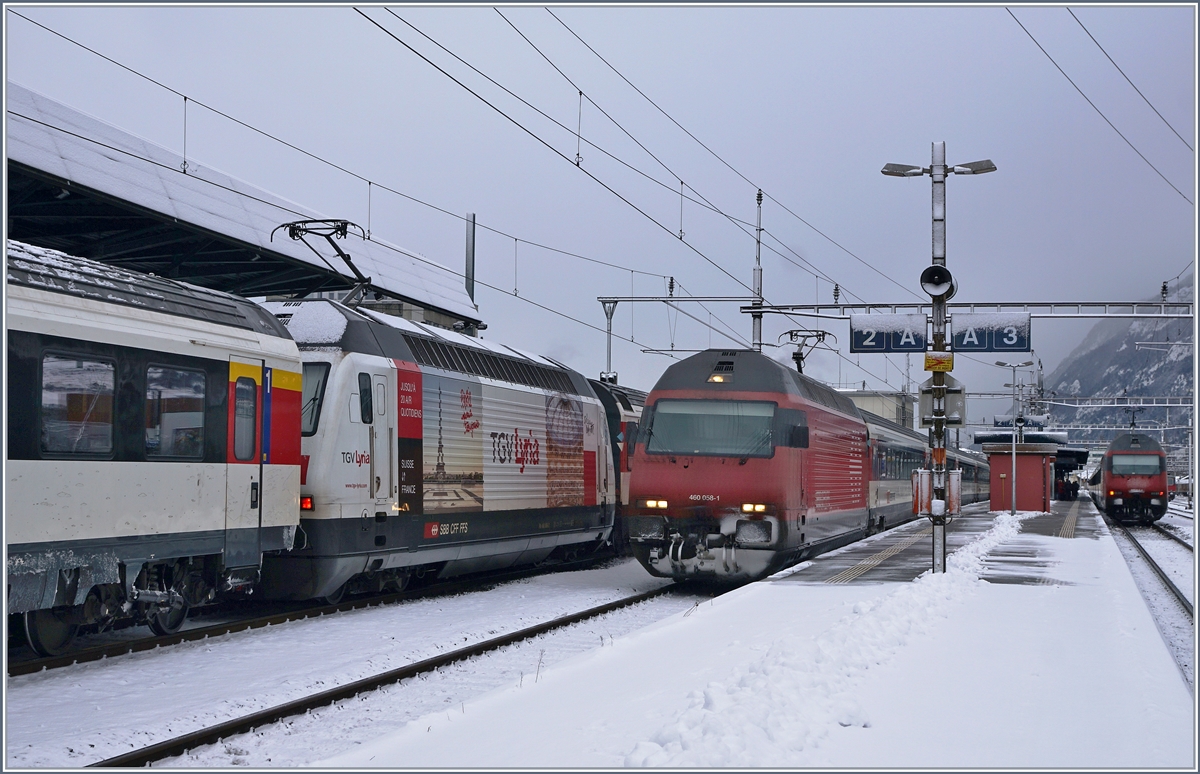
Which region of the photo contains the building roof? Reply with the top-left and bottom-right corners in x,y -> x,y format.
5,81 -> 480,322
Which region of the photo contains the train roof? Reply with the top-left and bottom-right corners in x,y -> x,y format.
1106,433 -> 1164,453
649,349 -> 862,419
859,408 -> 989,467
264,299 -> 592,397
859,408 -> 925,444
6,239 -> 291,339
587,379 -> 648,413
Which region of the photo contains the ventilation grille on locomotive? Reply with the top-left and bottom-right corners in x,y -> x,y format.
402,334 -> 578,394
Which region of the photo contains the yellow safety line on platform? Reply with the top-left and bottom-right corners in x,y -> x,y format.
1057,500 -> 1079,539
824,527 -> 934,584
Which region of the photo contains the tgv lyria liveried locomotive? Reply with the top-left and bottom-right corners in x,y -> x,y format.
6,240 -> 617,655
257,299 -> 615,602
624,349 -> 989,581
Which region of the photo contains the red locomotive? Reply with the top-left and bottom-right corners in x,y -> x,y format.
624,348 -> 987,580
1090,433 -> 1169,523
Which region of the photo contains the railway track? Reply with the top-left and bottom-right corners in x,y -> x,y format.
8,553 -> 617,677
1151,522 -> 1194,552
1109,519 -> 1193,619
88,585 -> 678,768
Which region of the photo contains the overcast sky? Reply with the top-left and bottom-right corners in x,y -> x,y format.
5,4 -> 1195,418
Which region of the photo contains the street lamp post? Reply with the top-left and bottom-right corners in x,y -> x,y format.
884,142 -> 995,572
998,360 -> 1034,515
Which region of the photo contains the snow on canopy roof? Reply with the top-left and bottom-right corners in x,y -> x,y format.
6,81 -> 480,322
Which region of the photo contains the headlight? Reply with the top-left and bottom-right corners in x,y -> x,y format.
638,499 -> 668,509
741,503 -> 768,513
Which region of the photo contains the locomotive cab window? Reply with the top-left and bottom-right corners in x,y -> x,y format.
145,366 -> 205,458
234,377 -> 257,461
1109,454 -> 1163,475
40,353 -> 115,456
358,372 -> 373,424
645,400 -> 775,458
300,362 -> 331,436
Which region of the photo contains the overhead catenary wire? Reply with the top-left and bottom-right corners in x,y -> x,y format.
377,5 -> 790,346
392,4 -> 907,373
3,10 -> 739,360
7,108 -> 683,360
356,9 -> 759,297
12,7 -> 902,387
497,8 -> 881,306
1067,7 -> 1193,153
546,7 -> 920,302
1006,7 -> 1192,206
4,8 -> 673,283
489,6 -> 891,364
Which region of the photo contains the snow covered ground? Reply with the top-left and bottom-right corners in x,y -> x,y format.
6,503 -> 1194,768
5,559 -> 683,768
321,508 -> 1194,769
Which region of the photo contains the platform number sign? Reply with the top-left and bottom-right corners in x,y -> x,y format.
952,313 -> 1031,352
849,314 -> 927,353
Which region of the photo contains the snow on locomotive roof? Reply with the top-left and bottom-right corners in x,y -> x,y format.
272,299 -> 574,377
6,82 -> 479,322
269,299 -> 349,345
7,239 -> 289,338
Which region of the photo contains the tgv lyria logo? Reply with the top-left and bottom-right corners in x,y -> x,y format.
491,429 -> 540,473
341,450 -> 370,466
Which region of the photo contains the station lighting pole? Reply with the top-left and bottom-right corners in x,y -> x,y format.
752,190 -> 764,353
884,142 -> 995,573
998,360 -> 1034,515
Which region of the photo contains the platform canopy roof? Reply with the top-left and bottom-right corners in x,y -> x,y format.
5,82 -> 480,323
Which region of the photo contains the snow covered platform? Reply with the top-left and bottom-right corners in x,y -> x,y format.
321,499 -> 1195,768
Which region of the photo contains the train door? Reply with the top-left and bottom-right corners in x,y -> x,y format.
225,357 -> 264,569
360,369 -> 398,549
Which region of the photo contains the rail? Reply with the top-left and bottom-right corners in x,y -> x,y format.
8,554 -> 612,677
1109,520 -> 1193,619
88,586 -> 676,768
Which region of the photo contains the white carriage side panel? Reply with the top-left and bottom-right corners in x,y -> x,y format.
311,352 -> 398,521
295,349 -> 349,520
481,383 -> 548,512
7,461 -> 227,544
261,465 -> 301,529
424,371 -> 486,514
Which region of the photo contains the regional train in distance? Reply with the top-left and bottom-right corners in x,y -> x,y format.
623,348 -> 989,581
1087,432 -> 1169,523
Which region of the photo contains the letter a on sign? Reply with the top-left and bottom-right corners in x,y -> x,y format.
961,328 -> 980,346
898,330 -> 916,347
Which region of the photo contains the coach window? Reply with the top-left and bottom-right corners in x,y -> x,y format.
234,377 -> 257,461
145,366 -> 206,458
358,372 -> 373,424
300,363 -> 331,436
41,354 -> 115,456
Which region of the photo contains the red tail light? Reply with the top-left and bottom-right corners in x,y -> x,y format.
300,496 -> 314,511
